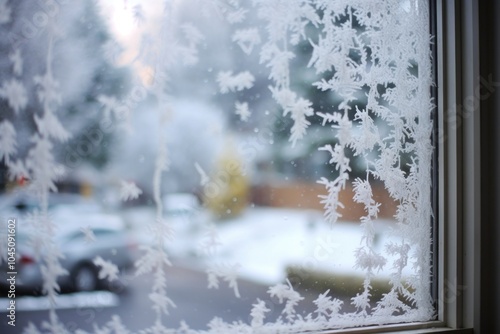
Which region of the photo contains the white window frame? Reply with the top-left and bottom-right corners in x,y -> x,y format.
436,0 -> 478,331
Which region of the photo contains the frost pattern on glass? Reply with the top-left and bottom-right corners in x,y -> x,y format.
0,0 -> 434,332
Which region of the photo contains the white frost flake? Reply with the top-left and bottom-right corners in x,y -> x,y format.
217,71 -> 255,93
0,120 -> 17,164
120,180 -> 143,201
93,256 -> 119,282
232,28 -> 261,54
80,226 -> 96,244
9,49 -> 23,76
0,79 -> 28,114
235,101 -> 251,122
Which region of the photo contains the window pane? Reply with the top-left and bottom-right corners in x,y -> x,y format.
0,0 -> 435,332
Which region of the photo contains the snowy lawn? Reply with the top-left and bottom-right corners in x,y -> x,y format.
122,206 -> 414,287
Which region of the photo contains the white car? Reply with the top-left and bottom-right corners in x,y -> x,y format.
0,197 -> 136,294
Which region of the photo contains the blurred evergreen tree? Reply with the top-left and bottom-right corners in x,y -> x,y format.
0,0 -> 131,183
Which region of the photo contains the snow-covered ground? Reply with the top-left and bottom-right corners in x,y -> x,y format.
122,205 -> 414,286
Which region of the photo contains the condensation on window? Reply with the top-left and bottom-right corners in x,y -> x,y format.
0,0 -> 434,332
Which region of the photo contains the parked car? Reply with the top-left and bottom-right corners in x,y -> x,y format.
0,212 -> 136,294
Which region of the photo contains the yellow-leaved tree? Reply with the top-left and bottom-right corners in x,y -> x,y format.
203,148 -> 249,220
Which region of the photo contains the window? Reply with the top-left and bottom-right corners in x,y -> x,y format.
0,0 -> 495,333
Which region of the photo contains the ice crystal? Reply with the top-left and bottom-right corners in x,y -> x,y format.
149,271 -> 177,315
132,4 -> 146,26
39,311 -> 71,334
207,263 -> 241,298
6,0 -> 435,332
253,0 -> 320,145
194,162 -> 210,186
268,279 -> 304,322
313,290 -> 343,320
25,135 -> 63,195
14,37 -> 72,334
268,87 -> 315,146
98,95 -> 128,124
6,159 -> 28,182
234,101 -> 251,122
30,212 -> 68,306
22,322 -> 42,334
0,120 -> 16,165
119,180 -> 143,201
217,71 -> 255,93
33,71 -> 62,112
93,315 -> 130,334
9,48 -> 23,76
80,226 -> 96,244
198,224 -> 222,256
0,79 -> 28,114
232,28 -> 261,55
226,8 -> 248,24
181,24 -> 204,47
94,256 -> 120,282
308,0 -> 434,320
250,299 -> 270,327
33,110 -> 70,142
